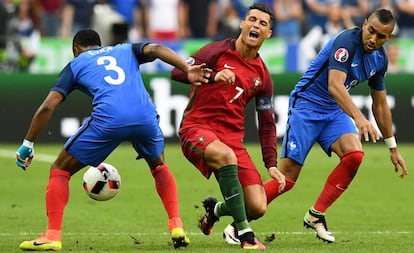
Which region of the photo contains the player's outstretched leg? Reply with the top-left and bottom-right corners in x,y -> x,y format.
223,222 -> 240,245
19,230 -> 62,251
199,196 -> 219,235
303,208 -> 335,243
170,227 -> 190,249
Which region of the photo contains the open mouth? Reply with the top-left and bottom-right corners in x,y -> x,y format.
249,31 -> 259,39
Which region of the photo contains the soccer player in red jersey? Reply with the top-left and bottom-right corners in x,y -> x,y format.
171,3 -> 286,250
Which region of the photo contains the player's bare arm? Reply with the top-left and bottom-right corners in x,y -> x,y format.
370,89 -> 408,178
142,43 -> 210,85
370,89 -> 393,137
16,91 -> 64,169
328,69 -> 379,142
25,91 -> 64,141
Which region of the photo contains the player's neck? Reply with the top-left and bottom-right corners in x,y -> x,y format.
235,39 -> 259,60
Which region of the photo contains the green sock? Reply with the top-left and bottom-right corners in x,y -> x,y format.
217,165 -> 249,231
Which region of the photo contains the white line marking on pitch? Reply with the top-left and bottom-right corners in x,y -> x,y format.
1,231 -> 413,237
0,149 -> 55,163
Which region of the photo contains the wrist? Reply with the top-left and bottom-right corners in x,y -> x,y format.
384,136 -> 397,149
23,139 -> 34,148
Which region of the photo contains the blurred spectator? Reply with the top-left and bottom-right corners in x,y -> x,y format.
60,0 -> 97,38
394,0 -> 414,38
341,0 -> 370,28
298,1 -> 345,71
0,0 -> 41,71
218,0 -> 241,38
143,0 -> 179,40
229,0 -> 273,18
0,1 -> 9,50
342,0 -> 394,28
219,0 -> 273,38
107,0 -> 145,43
34,0 -> 63,37
386,42 -> 401,73
91,2 -> 125,46
273,0 -> 303,43
303,0 -> 331,33
177,0 -> 218,39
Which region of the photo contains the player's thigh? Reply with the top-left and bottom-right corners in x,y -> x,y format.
130,123 -> 165,162
179,126 -> 218,178
235,147 -> 266,215
330,133 -> 362,157
235,147 -> 263,186
319,110 -> 360,156
64,118 -> 121,167
281,107 -> 322,164
52,148 -> 85,174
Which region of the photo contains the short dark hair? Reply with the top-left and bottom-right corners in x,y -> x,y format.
370,8 -> 395,26
246,3 -> 275,28
72,29 -> 102,48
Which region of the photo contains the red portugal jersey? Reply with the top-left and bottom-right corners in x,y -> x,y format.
172,39 -> 274,140
172,39 -> 277,168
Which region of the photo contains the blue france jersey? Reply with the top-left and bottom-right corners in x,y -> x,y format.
52,43 -> 157,128
292,28 -> 388,110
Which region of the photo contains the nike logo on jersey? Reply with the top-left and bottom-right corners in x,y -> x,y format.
351,63 -> 358,67
224,192 -> 240,201
224,63 -> 236,69
370,69 -> 376,76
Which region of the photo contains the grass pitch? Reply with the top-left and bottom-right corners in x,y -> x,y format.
1,143 -> 413,252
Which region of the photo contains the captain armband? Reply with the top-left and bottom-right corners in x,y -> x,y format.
256,96 -> 272,111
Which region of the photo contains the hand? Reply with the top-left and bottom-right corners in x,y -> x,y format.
214,69 -> 236,85
268,167 -> 286,193
355,116 -> 380,143
389,149 -> 408,179
187,63 -> 212,86
16,140 -> 34,170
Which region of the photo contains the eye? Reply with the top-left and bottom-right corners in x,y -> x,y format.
260,21 -> 268,27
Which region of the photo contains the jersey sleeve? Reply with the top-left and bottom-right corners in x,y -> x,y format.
368,48 -> 387,91
132,42 -> 152,64
50,63 -> 77,99
256,73 -> 277,168
171,39 -> 232,84
328,30 -> 358,74
257,108 -> 277,168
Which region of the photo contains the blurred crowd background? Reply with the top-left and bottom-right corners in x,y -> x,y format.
0,0 -> 413,73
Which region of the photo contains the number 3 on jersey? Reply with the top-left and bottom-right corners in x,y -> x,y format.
229,86 -> 244,103
97,56 -> 126,85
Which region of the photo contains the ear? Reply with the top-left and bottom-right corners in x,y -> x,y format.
266,29 -> 272,38
73,45 -> 82,57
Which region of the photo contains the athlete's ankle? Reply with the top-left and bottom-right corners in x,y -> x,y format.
45,229 -> 61,241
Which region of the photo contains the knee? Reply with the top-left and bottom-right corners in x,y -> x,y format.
206,145 -> 237,168
247,203 -> 267,220
218,147 -> 237,164
341,150 -> 364,170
